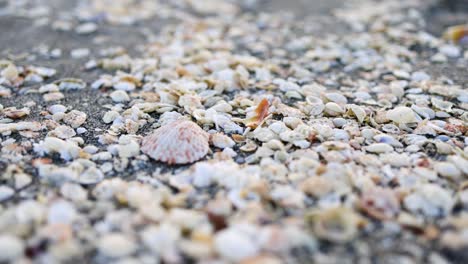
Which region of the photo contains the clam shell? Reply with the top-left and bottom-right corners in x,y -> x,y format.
141,120 -> 209,164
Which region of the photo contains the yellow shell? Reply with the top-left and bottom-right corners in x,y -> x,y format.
443,24 -> 468,43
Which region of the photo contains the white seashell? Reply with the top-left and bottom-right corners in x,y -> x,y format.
211,133 -> 235,149
347,104 -> 366,123
64,110 -> 87,128
386,107 -> 418,124
365,143 -> 394,153
324,102 -> 344,116
48,125 -> 76,139
141,120 -> 209,164
110,90 -> 130,103
434,162 -> 461,180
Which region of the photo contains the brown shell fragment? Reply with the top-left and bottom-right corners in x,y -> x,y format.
244,98 -> 270,128
141,120 -> 209,164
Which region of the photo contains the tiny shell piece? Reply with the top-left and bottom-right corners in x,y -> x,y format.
141,120 -> 209,164
244,98 -> 269,128
386,106 -> 418,124
443,24 -> 468,44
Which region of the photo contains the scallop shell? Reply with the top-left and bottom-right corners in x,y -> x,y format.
141,120 -> 209,164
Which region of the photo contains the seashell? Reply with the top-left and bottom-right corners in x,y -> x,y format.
324,102 -> 344,116
211,133 -> 235,149
3,107 -> 30,119
359,187 -> 400,220
431,97 -> 453,112
141,120 -> 209,164
347,104 -> 366,123
386,106 -> 418,125
55,78 -> 86,90
63,110 -> 87,128
244,98 -> 270,128
443,24 -> 468,44
305,207 -> 361,243
365,143 -> 394,153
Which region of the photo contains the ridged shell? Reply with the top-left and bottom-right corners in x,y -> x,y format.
141,120 -> 209,164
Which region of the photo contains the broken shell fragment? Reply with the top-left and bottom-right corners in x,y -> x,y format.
306,207 -> 361,243
359,187 -> 400,220
386,106 -> 418,125
443,24 -> 468,44
141,120 -> 209,164
244,98 -> 270,128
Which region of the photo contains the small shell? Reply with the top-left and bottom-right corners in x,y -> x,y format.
359,187 -> 400,220
3,107 -> 30,119
244,98 -> 269,128
443,24 -> 468,44
305,207 -> 361,243
347,104 -> 366,123
386,106 -> 418,124
141,120 -> 209,164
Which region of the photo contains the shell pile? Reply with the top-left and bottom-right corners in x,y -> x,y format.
0,0 -> 467,263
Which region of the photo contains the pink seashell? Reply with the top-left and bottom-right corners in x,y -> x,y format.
141,120 -> 209,164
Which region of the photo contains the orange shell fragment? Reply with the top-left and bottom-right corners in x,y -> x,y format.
244,98 -> 270,129
443,24 -> 468,43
